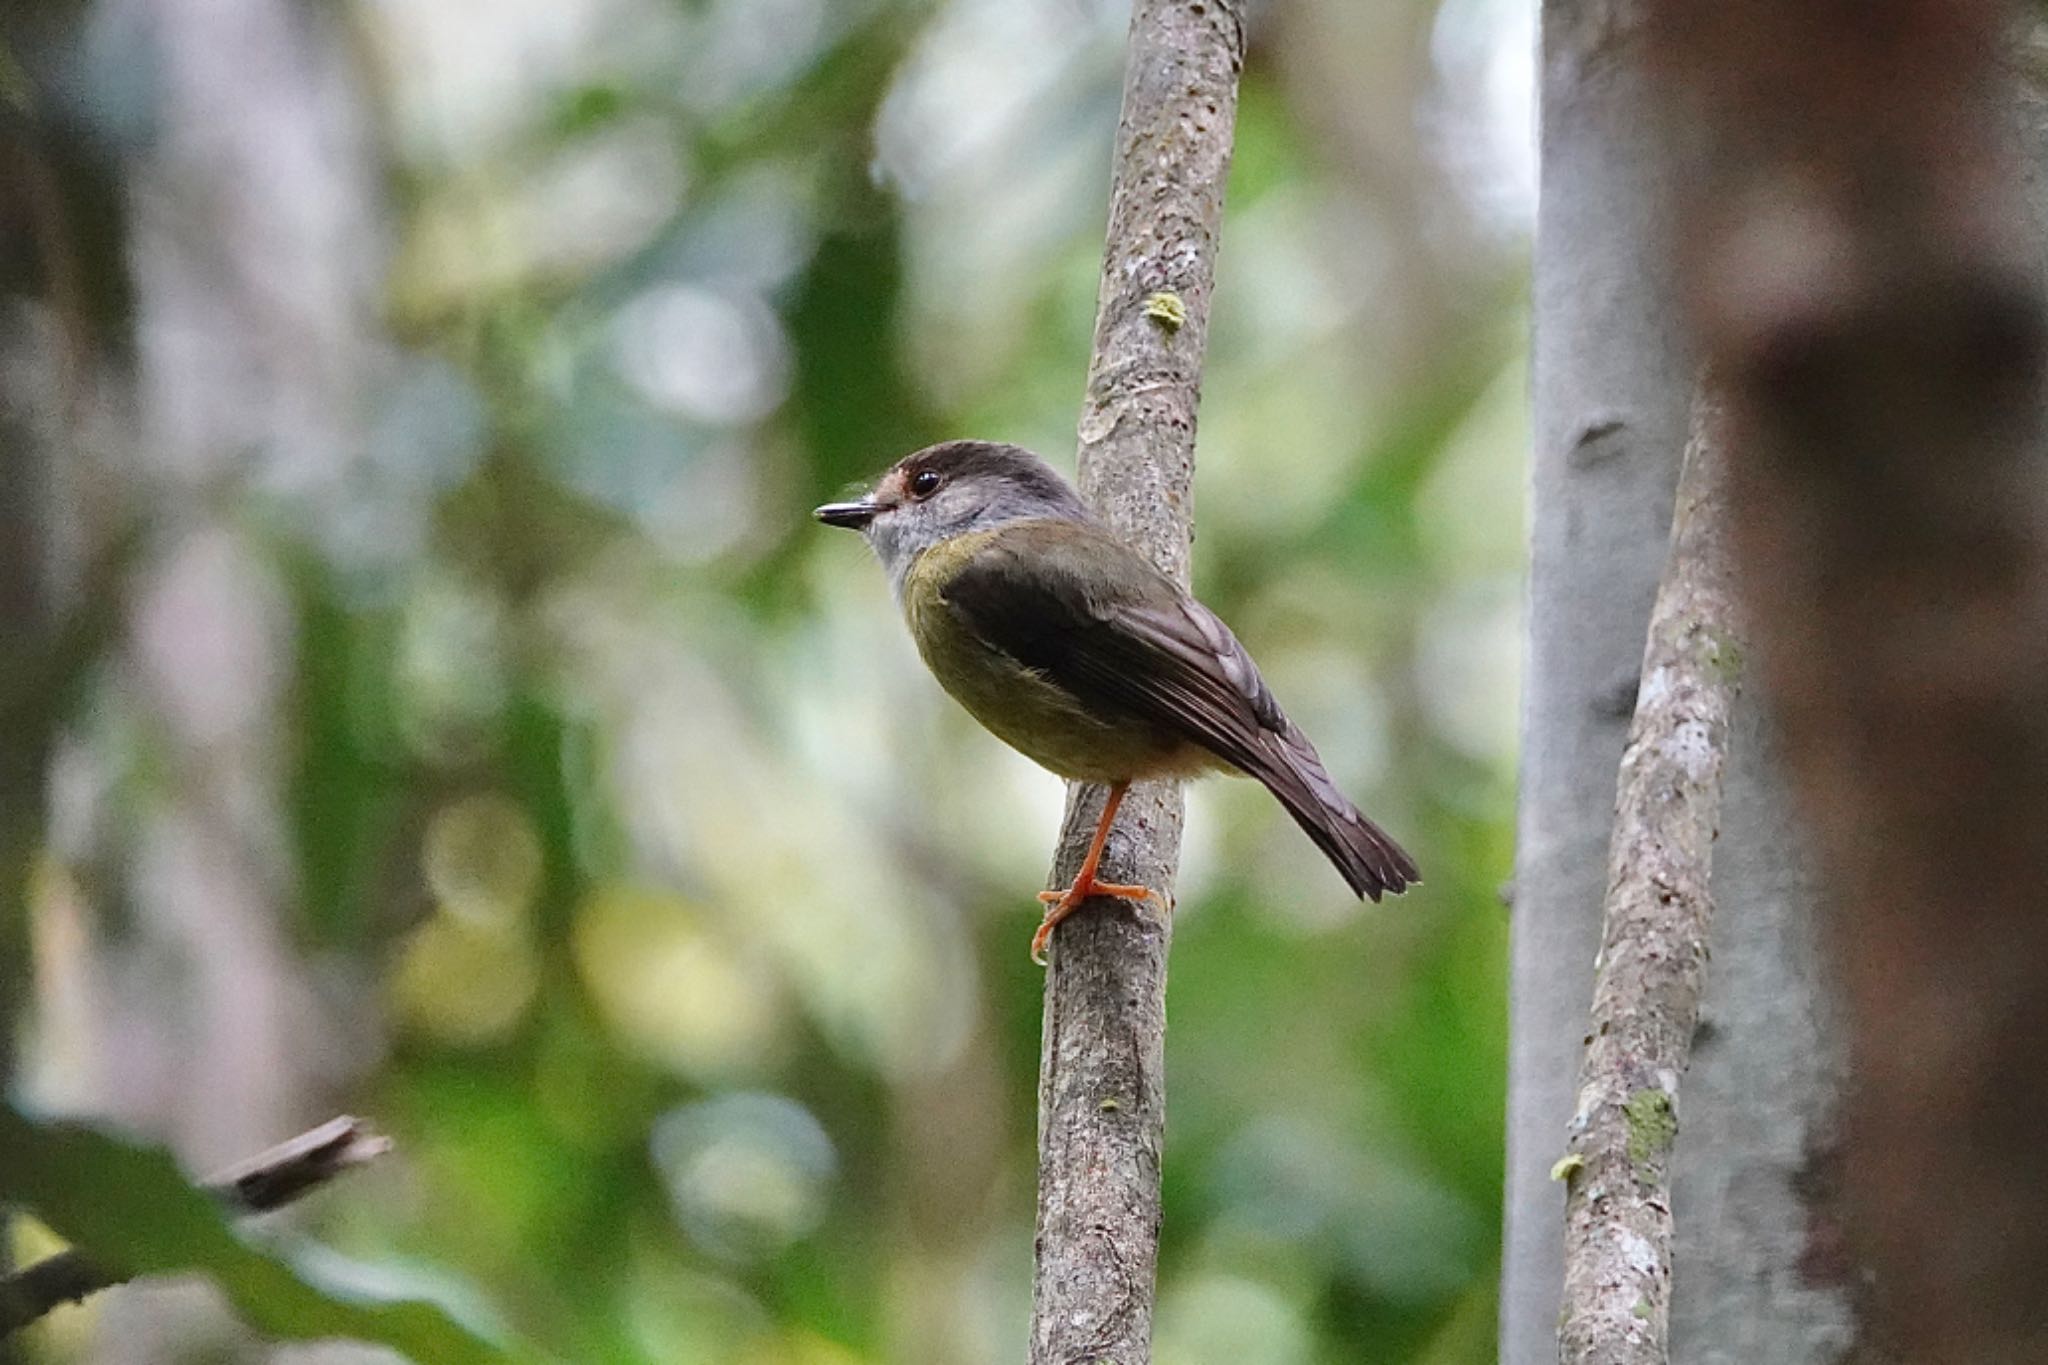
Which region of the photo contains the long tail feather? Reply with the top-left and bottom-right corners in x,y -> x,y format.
1247,725 -> 1419,901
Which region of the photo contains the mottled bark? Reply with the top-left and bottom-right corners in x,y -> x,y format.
1027,3 -> 1243,1362
1644,3 -> 2048,1361
1512,3 -> 1854,1361
0,1117 -> 389,1336
1558,392 -> 1740,1363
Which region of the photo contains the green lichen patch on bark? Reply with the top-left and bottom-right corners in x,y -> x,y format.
1141,290 -> 1187,331
1624,1089 -> 1677,1170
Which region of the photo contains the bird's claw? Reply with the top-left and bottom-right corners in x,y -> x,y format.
1030,879 -> 1167,965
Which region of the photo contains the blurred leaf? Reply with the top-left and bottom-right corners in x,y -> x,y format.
1360,865 -> 1510,1208
434,450 -> 625,602
504,693 -> 587,946
1299,319 -> 1520,580
694,4 -> 931,183
1223,80 -> 1315,211
1410,1268 -> 1501,1365
289,565 -> 412,944
787,210 -> 935,499
550,84 -> 628,138
0,1103 -> 536,1363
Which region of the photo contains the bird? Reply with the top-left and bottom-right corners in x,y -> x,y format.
815,439 -> 1419,962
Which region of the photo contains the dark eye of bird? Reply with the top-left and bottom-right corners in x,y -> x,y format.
910,470 -> 942,498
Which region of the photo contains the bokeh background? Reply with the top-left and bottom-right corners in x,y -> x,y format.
2,0 -> 1532,1359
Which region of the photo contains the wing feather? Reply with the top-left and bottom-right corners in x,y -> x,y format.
939,520 -> 1419,897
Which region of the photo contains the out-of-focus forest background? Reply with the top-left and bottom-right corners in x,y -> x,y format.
0,0 -> 1532,1359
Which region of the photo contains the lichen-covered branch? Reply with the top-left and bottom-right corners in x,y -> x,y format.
0,1116 -> 390,1336
1558,391 -> 1741,1365
1028,3 -> 1243,1362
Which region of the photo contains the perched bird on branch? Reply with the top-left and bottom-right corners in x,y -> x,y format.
817,440 -> 1419,962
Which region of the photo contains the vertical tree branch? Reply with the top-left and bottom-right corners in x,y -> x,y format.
1517,5 -> 1855,1361
1558,390 -> 1741,1364
1645,3 -> 2048,1359
1028,3 -> 1243,1361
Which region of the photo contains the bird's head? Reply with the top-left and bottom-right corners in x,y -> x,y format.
815,440 -> 1092,589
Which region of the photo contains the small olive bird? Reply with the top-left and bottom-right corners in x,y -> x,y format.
816,440 -> 1419,961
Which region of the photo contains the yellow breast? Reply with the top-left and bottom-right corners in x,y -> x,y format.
899,530 -> 1219,783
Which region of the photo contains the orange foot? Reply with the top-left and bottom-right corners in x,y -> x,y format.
1031,874 -> 1162,965
1030,779 -> 1167,966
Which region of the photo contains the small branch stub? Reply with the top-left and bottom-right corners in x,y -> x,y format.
212,1115 -> 393,1212
0,1116 -> 391,1336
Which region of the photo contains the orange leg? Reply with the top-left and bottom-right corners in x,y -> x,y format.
1031,781 -> 1162,965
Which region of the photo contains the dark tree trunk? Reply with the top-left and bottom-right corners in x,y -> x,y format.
1642,2 -> 2048,1359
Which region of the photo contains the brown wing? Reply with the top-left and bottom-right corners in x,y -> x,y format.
940,520 -> 1419,898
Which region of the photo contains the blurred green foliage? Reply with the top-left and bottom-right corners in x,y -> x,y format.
5,0 -> 1530,1360
0,1106 -> 526,1362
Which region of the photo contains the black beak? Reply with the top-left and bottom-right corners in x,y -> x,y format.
814,498 -> 880,530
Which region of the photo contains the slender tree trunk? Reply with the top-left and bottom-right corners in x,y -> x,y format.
1643,3 -> 2048,1360
0,251 -> 49,1110
0,159 -> 52,1365
0,27 -> 127,1362
1557,391 -> 1742,1363
1511,3 -> 1857,1361
1027,3 -> 1243,1362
